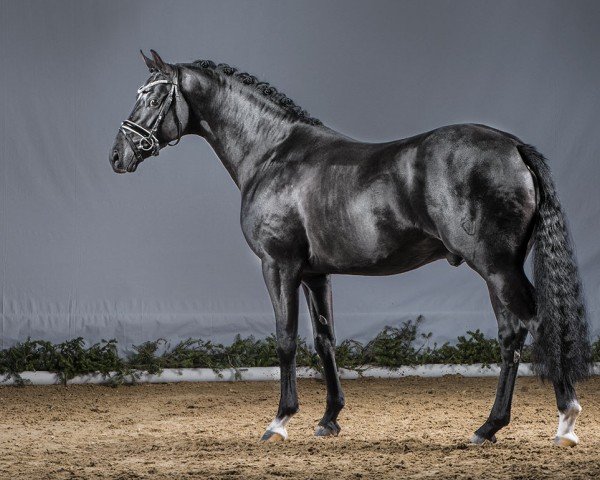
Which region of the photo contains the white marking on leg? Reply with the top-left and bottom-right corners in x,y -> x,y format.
265,415 -> 290,440
555,401 -> 582,447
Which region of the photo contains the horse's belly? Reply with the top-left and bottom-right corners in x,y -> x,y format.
305,225 -> 447,276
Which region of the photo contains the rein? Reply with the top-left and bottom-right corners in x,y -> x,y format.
120,69 -> 182,164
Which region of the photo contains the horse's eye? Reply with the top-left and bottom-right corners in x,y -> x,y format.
149,98 -> 159,107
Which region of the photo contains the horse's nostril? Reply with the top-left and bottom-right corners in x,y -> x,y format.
112,150 -> 124,170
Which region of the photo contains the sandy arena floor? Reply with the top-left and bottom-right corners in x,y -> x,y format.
0,376 -> 599,479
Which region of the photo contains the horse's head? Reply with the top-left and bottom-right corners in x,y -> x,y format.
110,50 -> 189,173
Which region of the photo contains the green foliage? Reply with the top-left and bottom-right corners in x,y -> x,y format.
332,318 -> 504,369
223,335 -> 277,368
125,335 -> 319,373
427,330 -> 501,366
1,322 -> 598,385
361,317 -> 426,367
0,337 -> 126,385
334,339 -> 365,371
127,339 -> 168,374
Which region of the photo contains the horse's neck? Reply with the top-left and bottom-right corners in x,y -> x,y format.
183,68 -> 298,189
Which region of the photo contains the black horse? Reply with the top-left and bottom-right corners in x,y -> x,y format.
110,51 -> 591,446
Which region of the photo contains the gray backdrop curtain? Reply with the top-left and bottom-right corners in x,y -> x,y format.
1,0 -> 599,351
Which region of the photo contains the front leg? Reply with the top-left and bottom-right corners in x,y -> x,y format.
260,259 -> 301,442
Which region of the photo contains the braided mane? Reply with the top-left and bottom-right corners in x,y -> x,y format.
187,60 -> 322,126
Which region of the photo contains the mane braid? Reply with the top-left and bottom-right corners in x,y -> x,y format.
188,59 -> 322,126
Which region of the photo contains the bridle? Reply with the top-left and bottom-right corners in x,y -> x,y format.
120,68 -> 182,164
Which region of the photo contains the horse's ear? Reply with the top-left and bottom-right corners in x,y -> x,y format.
140,50 -> 156,72
150,49 -> 173,75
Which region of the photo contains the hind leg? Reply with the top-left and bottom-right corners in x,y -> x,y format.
483,267 -> 583,446
553,379 -> 582,446
471,289 -> 528,444
302,274 -> 345,436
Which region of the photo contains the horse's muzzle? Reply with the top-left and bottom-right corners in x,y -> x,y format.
110,149 -> 127,174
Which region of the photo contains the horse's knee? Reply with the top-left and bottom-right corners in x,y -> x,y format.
276,339 -> 297,363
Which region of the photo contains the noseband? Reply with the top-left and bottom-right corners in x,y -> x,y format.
120,69 -> 182,164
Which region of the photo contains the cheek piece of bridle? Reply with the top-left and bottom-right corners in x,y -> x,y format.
120,68 -> 182,165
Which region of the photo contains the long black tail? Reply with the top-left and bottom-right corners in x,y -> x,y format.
518,144 -> 591,384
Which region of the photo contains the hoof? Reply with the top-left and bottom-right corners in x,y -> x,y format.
261,431 -> 286,442
315,421 -> 341,437
470,433 -> 497,445
261,427 -> 288,442
261,415 -> 291,442
555,402 -> 581,447
555,433 -> 579,447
